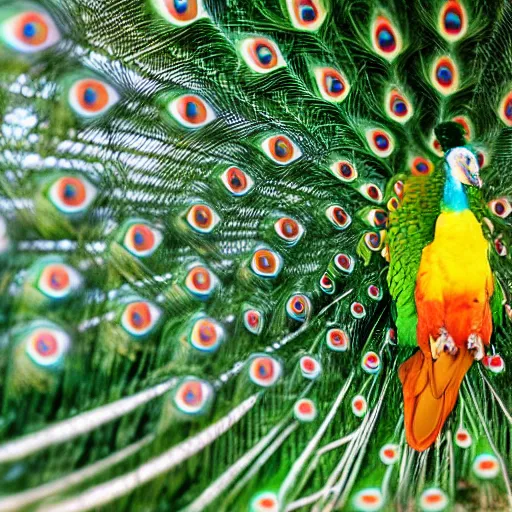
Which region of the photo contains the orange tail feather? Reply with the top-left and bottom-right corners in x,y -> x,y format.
399,348 -> 474,451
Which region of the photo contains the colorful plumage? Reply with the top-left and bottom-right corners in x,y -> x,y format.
0,1 -> 510,511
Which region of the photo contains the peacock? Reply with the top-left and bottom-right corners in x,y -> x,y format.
0,0 -> 510,510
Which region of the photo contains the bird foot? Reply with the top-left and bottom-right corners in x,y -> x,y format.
467,333 -> 484,361
430,328 -> 458,360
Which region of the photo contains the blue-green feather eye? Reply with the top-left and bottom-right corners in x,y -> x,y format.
0,5 -> 60,53
47,175 -> 97,215
121,300 -> 162,338
22,322 -> 71,369
36,261 -> 82,300
121,221 -> 163,258
172,377 -> 214,415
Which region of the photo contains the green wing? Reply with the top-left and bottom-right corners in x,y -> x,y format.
387,166 -> 444,346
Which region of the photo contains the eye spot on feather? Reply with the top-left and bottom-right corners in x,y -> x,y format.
494,237 -> 507,257
300,356 -> 321,379
0,8 -> 60,53
334,253 -> 355,273
48,175 -> 97,215
221,166 -> 253,196
121,301 -> 161,338
419,488 -> 449,511
371,15 -> 402,61
498,90 -> 512,126
150,0 -> 207,26
455,427 -> 472,448
359,183 -> 383,204
352,488 -> 383,511
190,317 -> 224,352
411,156 -> 434,176
186,204 -> 220,233
362,351 -> 380,373
261,135 -> 302,165
319,273 -> 335,294
379,444 -> 399,465
365,231 -> 384,251
168,94 -> 216,128
366,209 -> 388,229
351,302 -> 366,319
250,492 -> 279,512
351,395 -> 368,417
240,37 -> 286,73
365,128 -> 394,157
489,198 -> 511,218
274,217 -> 304,245
251,248 -> 283,278
439,1 -> 467,42
367,284 -> 383,300
68,79 -> 119,118
293,398 -> 317,422
243,309 -> 263,335
482,354 -> 505,373
472,454 -> 500,479
452,115 -> 472,140
123,222 -> 162,258
386,197 -> 399,212
326,205 -> 352,230
326,328 -> 349,351
37,263 -> 82,300
331,160 -> 357,182
385,89 -> 412,123
185,265 -> 217,297
173,377 -> 213,415
287,0 -> 327,31
249,355 -> 282,387
286,294 -> 311,321
431,56 -> 459,95
314,67 -> 350,102
25,325 -> 71,368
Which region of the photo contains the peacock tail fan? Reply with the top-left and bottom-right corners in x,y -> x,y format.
0,0 -> 510,510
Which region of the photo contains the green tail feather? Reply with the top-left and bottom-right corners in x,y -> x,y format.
0,0 -> 510,511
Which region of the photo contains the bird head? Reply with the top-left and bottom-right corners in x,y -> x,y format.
445,146 -> 482,188
435,121 -> 482,188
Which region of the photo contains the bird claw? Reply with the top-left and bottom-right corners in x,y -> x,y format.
430,327 -> 458,360
467,333 -> 484,361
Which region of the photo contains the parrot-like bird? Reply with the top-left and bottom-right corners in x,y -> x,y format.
0,1 -> 510,511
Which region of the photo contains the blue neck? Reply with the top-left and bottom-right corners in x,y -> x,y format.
442,164 -> 469,212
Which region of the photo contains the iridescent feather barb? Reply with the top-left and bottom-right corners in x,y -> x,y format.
0,0 -> 510,511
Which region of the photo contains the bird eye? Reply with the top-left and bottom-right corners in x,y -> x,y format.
68,78 -> 119,118
37,263 -> 82,300
121,300 -> 161,337
0,7 -> 60,53
47,175 -> 97,215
